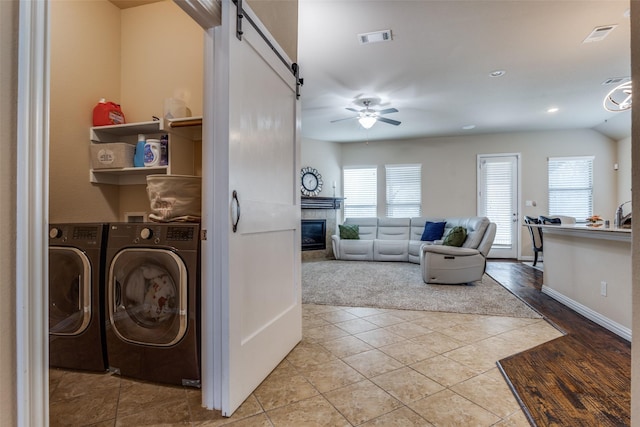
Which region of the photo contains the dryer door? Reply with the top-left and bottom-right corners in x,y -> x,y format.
49,247 -> 92,335
107,248 -> 188,347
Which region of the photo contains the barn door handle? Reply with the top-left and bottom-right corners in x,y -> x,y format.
231,190 -> 241,233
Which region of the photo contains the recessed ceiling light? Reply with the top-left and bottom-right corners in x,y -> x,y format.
462,125 -> 476,130
489,70 -> 506,78
547,107 -> 559,113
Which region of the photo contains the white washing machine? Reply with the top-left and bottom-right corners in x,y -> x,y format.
104,222 -> 200,387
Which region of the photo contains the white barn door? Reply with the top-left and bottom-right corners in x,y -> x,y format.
206,0 -> 302,416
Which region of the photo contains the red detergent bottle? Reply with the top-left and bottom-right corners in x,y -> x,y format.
93,98 -> 126,126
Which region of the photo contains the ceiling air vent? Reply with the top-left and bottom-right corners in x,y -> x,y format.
583,25 -> 617,43
358,30 -> 393,45
602,77 -> 630,85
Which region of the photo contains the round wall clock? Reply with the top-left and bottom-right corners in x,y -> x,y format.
300,167 -> 323,196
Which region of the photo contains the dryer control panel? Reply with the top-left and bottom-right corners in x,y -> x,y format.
166,226 -> 195,241
109,223 -> 199,251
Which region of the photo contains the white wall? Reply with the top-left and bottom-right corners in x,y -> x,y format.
617,136 -> 632,206
49,0 -> 122,223
120,1 -> 204,123
326,128 -> 619,259
301,137 -> 342,198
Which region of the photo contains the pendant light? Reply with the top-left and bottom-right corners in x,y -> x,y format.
603,81 -> 632,112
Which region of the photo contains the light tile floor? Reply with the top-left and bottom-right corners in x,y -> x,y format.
49,304 -> 562,426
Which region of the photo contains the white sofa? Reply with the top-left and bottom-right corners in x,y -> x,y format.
331,216 -> 497,284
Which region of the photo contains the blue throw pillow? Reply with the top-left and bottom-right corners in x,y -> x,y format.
421,221 -> 447,241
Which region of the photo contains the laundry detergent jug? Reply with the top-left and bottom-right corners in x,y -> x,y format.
144,139 -> 161,167
92,98 -> 126,126
134,134 -> 146,167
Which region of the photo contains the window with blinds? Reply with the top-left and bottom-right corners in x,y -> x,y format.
385,164 -> 421,217
479,159 -> 514,247
343,167 -> 377,218
548,156 -> 593,221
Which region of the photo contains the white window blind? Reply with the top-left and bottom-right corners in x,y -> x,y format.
480,160 -> 513,247
385,164 -> 422,217
343,167 -> 377,218
548,156 -> 593,221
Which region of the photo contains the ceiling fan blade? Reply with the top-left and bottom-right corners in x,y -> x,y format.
377,108 -> 399,115
377,116 -> 401,126
330,116 -> 358,123
345,107 -> 361,113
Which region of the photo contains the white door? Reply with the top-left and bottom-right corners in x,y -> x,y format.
205,0 -> 302,416
477,154 -> 520,258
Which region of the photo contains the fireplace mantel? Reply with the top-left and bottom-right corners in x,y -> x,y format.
301,196 -> 344,210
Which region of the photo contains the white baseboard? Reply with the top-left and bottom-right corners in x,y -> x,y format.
541,285 -> 631,341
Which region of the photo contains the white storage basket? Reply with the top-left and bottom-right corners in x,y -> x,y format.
146,175 -> 201,222
90,142 -> 134,169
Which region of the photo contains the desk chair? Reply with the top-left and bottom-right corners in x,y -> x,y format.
524,216 -> 543,266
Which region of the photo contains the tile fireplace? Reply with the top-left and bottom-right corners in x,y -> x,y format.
301,220 -> 326,251
301,196 -> 343,260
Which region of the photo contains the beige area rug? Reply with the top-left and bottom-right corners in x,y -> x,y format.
302,260 -> 541,319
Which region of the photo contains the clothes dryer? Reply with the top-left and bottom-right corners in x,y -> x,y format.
49,223 -> 108,371
104,223 -> 200,387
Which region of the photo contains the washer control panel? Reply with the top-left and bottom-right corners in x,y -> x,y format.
109,223 -> 199,250
140,228 -> 154,240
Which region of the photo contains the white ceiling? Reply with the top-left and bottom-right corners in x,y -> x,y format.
298,0 -> 631,143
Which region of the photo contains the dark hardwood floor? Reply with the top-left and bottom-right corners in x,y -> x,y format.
486,260 -> 631,427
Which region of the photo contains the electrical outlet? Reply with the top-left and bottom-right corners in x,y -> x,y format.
600,281 -> 607,296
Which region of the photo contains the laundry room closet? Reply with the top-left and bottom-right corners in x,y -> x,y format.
47,0 -> 301,418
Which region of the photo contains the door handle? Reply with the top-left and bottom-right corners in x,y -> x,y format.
231,190 -> 241,233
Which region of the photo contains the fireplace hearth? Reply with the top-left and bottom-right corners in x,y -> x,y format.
301,219 -> 326,251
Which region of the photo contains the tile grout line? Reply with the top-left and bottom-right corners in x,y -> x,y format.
304,305 -> 541,426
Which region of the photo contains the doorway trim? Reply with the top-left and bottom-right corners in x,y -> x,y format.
16,0 -> 50,424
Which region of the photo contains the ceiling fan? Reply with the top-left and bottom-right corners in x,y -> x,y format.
331,99 -> 401,129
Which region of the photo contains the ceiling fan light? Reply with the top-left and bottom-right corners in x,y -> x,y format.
359,116 -> 377,129
603,81 -> 633,112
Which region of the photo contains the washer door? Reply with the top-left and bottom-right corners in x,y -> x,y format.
108,248 -> 188,347
49,247 -> 92,335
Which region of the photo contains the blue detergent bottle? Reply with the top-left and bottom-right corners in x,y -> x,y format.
134,134 -> 145,167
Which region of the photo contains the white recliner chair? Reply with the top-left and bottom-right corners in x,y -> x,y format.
419,218 -> 497,285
